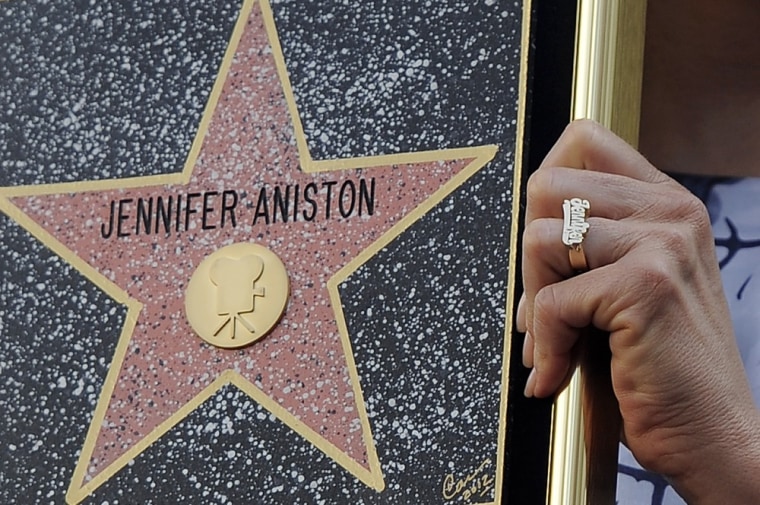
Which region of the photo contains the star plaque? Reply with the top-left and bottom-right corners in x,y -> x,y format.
0,0 -> 533,502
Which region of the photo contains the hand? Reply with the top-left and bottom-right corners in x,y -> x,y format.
518,119 -> 760,503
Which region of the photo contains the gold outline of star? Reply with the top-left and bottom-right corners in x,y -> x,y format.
0,0 -> 530,502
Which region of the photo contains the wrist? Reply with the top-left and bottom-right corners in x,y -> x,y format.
674,407 -> 760,504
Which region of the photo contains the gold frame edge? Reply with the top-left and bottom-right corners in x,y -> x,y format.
548,1 -> 647,504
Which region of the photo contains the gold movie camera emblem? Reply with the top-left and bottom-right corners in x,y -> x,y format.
185,242 -> 289,349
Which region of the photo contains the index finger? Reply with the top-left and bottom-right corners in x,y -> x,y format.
540,119 -> 670,183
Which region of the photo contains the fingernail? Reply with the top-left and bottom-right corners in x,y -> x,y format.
522,332 -> 534,368
524,368 -> 537,398
516,294 -> 527,333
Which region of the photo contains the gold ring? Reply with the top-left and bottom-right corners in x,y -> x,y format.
562,198 -> 590,272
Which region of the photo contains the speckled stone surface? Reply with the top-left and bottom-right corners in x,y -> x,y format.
0,0 -> 241,185
0,213 -> 126,503
1,0 -> 523,503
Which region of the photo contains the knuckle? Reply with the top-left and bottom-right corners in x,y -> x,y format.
657,224 -> 692,253
664,188 -> 711,231
522,219 -> 554,257
526,170 -> 544,203
566,118 -> 603,149
567,118 -> 602,140
526,166 -> 559,203
682,194 -> 712,239
533,284 -> 559,323
613,259 -> 680,337
631,258 -> 679,300
646,190 -> 711,253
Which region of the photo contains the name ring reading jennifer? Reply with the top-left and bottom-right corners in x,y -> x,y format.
561,197 -> 590,272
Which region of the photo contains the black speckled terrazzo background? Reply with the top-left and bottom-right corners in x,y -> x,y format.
0,214 -> 125,502
0,0 -> 241,185
274,0 -> 520,158
1,0 -> 530,503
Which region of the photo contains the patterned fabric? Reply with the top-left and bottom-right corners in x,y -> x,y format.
616,176 -> 760,504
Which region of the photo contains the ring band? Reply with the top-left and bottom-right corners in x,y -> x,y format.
568,244 -> 588,271
562,198 -> 590,272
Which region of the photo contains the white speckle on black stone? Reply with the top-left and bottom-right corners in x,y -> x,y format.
0,0 -> 241,185
0,214 -> 125,504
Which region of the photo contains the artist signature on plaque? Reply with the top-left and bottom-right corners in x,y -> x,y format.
442,458 -> 494,502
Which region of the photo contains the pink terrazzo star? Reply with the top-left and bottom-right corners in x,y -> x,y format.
11,0 -> 480,490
